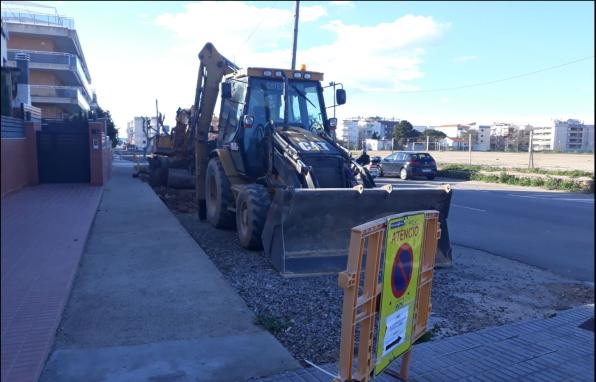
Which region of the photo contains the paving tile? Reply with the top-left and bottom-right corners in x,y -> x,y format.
1,184 -> 102,382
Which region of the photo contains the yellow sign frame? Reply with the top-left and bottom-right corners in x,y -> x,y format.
374,213 -> 425,375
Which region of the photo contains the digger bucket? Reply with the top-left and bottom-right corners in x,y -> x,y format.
261,185 -> 453,275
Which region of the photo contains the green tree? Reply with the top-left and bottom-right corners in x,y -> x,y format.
95,107 -> 118,148
421,129 -> 447,139
392,120 -> 420,146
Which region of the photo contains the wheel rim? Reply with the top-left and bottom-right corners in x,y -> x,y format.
239,200 -> 249,236
208,175 -> 217,204
401,169 -> 406,178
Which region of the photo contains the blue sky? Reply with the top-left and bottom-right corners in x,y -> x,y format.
44,1 -> 594,132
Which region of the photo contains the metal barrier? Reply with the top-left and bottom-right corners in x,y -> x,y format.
0,116 -> 25,138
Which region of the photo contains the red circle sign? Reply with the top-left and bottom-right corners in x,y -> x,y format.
391,243 -> 414,298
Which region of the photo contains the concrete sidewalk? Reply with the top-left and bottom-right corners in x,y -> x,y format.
1,184 -> 102,382
40,159 -> 299,381
260,305 -> 594,382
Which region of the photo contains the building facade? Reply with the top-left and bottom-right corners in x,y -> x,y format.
127,116 -> 152,150
337,117 -> 398,149
469,125 -> 491,151
364,139 -> 392,151
2,2 -> 94,119
489,123 -> 531,152
532,119 -> 594,152
431,124 -> 469,139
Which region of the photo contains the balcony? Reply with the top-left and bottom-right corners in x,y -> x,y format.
30,85 -> 90,112
7,50 -> 92,100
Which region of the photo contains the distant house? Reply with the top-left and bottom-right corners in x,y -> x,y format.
365,139 -> 392,151
440,137 -> 467,150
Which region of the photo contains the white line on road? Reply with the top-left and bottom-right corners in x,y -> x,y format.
507,194 -> 594,203
452,203 -> 487,212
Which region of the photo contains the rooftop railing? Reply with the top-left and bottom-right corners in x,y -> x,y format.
1,9 -> 75,29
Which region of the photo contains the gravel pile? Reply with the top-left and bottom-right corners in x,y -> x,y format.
152,186 -> 594,365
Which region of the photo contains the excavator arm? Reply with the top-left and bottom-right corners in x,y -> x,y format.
190,43 -> 239,220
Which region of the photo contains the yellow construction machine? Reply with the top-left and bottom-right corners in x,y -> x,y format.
182,43 -> 453,275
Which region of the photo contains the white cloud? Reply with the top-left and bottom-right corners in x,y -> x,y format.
300,5 -> 327,22
104,4 -> 448,130
304,15 -> 449,91
454,55 -> 478,63
330,1 -> 355,6
440,97 -> 449,103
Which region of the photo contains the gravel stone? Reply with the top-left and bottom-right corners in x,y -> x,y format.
151,186 -> 594,365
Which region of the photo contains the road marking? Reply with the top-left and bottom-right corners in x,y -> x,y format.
452,203 -> 486,212
507,194 -> 594,203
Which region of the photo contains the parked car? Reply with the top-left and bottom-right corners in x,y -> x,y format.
366,156 -> 382,178
380,151 -> 437,180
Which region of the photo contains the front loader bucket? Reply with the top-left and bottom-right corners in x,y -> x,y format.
262,186 -> 453,275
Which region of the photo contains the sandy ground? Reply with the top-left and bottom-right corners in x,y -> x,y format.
364,150 -> 594,173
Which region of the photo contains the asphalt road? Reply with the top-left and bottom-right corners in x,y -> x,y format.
375,176 -> 595,282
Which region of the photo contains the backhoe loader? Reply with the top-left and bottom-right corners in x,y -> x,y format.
188,43 -> 453,275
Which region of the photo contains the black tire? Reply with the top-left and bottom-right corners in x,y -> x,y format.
205,157 -> 235,228
400,167 -> 408,180
235,184 -> 271,250
149,167 -> 168,186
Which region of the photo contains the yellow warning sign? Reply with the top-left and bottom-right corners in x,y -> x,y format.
374,212 -> 425,375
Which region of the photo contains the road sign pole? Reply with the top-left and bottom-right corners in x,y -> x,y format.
468,133 -> 472,165
528,130 -> 534,169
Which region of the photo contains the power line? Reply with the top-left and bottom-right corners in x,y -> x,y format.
397,55 -> 594,93
239,1 -> 278,48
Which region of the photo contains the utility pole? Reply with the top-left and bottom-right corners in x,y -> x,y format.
426,135 -> 429,151
291,0 -> 300,70
468,132 -> 472,165
528,129 -> 534,168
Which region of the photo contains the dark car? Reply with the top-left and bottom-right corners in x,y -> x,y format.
365,156 -> 382,178
380,151 -> 437,180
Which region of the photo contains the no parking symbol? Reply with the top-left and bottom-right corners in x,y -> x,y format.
391,243 -> 414,298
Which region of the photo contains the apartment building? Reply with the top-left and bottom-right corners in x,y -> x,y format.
337,117 -> 396,149
336,118 -> 359,149
127,117 -> 151,150
2,2 -> 93,119
532,119 -> 594,152
489,123 -> 531,152
469,124 -> 491,151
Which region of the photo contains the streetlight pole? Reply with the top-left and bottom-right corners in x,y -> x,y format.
528,129 -> 534,169
291,0 -> 300,70
468,132 -> 472,166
